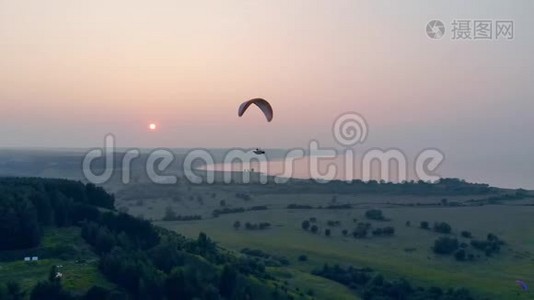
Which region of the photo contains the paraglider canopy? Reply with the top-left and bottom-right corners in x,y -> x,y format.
238,98 -> 273,122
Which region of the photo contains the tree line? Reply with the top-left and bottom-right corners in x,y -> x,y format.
0,177 -> 291,300
313,264 -> 477,300
0,178 -> 113,251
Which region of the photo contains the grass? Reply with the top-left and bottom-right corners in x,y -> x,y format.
0,259 -> 111,294
149,189 -> 534,300
0,227 -> 114,296
269,267 -> 360,300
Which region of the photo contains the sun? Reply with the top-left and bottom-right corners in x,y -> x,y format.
149,123 -> 157,131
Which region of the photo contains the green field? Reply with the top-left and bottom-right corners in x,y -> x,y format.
0,227 -> 114,296
113,183 -> 534,299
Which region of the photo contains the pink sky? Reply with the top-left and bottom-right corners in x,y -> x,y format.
0,0 -> 532,152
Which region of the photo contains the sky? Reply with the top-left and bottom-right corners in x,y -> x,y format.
1,0 -> 533,188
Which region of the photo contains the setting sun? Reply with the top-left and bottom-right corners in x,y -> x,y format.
149,123 -> 157,131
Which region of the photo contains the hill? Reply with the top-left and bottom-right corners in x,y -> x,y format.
0,177 -> 292,299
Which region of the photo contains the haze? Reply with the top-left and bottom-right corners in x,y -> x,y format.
0,0 -> 533,188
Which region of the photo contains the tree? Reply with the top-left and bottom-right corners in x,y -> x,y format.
219,200 -> 226,207
352,223 -> 370,239
310,225 -> 319,234
298,255 -> 308,262
94,228 -> 116,254
365,209 -> 385,221
30,281 -> 71,300
461,231 -> 472,238
0,196 -> 42,250
219,265 -> 238,298
383,226 -> 395,236
6,281 -> 25,300
301,220 -> 310,231
342,229 -> 348,236
165,269 -> 187,299
433,237 -> 459,255
454,249 -> 466,261
84,286 -> 110,300
433,222 -> 451,234
325,229 -> 331,237
233,220 -> 241,230
48,266 -> 61,284
196,232 -> 217,256
163,206 -> 177,221
420,221 -> 429,230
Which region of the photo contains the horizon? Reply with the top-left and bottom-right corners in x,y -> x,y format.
0,146 -> 531,190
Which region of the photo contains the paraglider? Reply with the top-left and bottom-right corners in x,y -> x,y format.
516,280 -> 528,291
238,98 -> 273,122
253,148 -> 265,155
238,98 -> 273,155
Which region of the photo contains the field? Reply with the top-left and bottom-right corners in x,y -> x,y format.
116,182 -> 534,299
0,227 -> 114,296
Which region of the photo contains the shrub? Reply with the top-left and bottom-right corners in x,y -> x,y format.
287,204 -> 313,209
470,234 -> 504,256
352,223 -> 371,239
325,204 -> 352,209
420,221 -> 429,229
244,222 -> 271,230
454,249 -> 466,261
326,220 -> 341,227
433,237 -> 459,255
372,226 -> 395,237
233,221 -> 241,230
365,209 -> 385,220
461,231 -> 472,238
433,222 -> 451,234
383,226 -> 395,236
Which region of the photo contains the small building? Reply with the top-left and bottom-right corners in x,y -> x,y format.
31,256 -> 38,261
24,257 -> 30,262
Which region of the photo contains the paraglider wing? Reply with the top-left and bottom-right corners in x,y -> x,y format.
516,280 -> 528,291
238,98 -> 273,122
